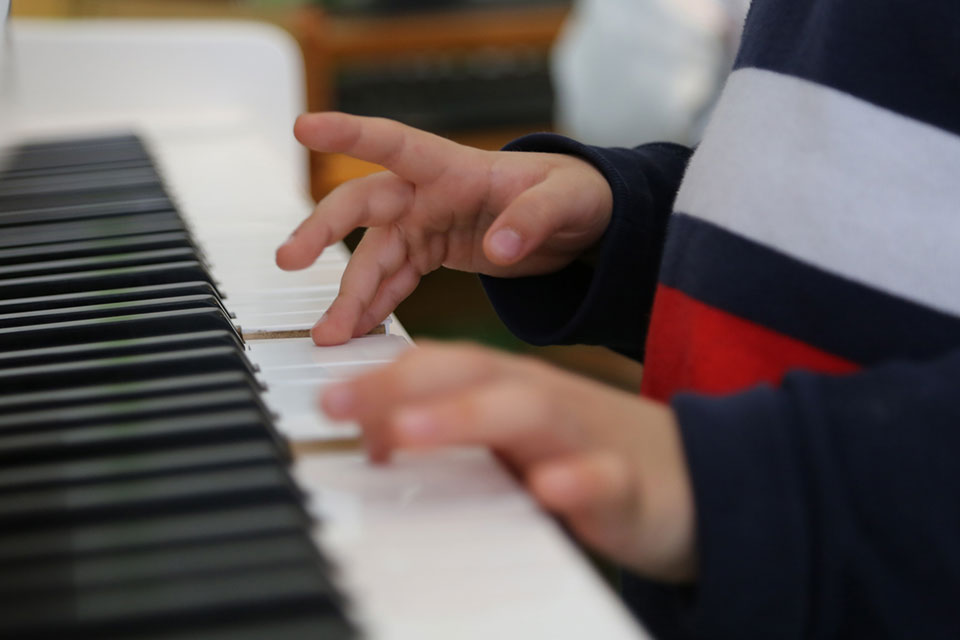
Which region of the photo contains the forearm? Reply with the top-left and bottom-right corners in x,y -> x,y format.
631,350 -> 960,639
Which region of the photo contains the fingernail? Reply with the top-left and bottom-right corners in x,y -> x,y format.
394,409 -> 438,442
489,228 -> 523,261
322,383 -> 356,417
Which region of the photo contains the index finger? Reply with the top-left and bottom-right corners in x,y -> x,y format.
294,112 -> 467,185
320,341 -> 506,422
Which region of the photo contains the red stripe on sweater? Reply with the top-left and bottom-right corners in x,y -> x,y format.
641,285 -> 860,402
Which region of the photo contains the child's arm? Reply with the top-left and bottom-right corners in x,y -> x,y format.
324,341 -> 960,640
651,349 -> 960,640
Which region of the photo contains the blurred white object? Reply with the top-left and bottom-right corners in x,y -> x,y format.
2,19 -> 306,187
552,0 -> 750,146
0,0 -> 14,161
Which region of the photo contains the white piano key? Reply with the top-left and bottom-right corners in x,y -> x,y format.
263,380 -> 359,441
198,232 -> 351,265
215,264 -> 344,286
215,266 -> 344,297
226,291 -> 334,334
224,286 -> 339,305
228,295 -> 335,314
296,449 -> 649,640
248,335 -> 410,370
260,363 -> 387,384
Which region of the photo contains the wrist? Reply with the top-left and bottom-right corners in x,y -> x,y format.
630,403 -> 698,583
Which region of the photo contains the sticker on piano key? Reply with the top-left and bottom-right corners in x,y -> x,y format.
236,313 -> 322,338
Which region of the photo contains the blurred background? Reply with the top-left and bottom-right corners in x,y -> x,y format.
12,0 -> 745,391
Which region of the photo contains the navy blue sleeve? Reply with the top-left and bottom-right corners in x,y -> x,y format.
624,350 -> 960,640
478,134 -> 691,361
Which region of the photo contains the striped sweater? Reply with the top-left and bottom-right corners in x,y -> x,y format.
481,1 -> 960,638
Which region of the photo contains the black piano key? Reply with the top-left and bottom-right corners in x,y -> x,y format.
0,564 -> 344,639
0,440 -> 281,494
0,329 -> 241,369
2,144 -> 149,175
0,166 -> 162,199
0,308 -> 240,350
1,533 -> 318,594
0,388 -> 266,436
0,247 -> 198,279
10,133 -> 144,156
0,232 -> 194,265
0,184 -> 170,217
0,211 -> 186,248
0,409 -> 272,467
0,294 -> 229,330
0,464 -> 299,531
0,212 -> 185,248
0,503 -> 312,566
0,263 -> 221,310
0,156 -> 153,181
0,376 -> 290,469
0,156 -> 156,177
0,371 -> 256,414
0,345 -> 258,395
137,614 -> 357,640
5,537 -> 351,639
0,194 -> 173,227
0,281 -> 221,316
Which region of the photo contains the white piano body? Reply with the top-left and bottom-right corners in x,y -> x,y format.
0,18 -> 648,640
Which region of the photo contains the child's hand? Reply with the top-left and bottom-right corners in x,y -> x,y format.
276,113 -> 613,345
321,341 -> 697,583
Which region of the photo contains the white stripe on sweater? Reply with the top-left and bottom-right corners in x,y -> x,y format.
674,67 -> 960,317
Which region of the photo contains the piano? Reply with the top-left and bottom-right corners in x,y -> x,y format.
0,16 -> 648,640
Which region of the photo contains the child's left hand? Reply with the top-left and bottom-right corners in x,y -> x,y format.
321,341 -> 698,583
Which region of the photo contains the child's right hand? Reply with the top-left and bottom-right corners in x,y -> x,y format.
276,112 -> 613,345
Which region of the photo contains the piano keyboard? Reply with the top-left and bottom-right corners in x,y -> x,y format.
0,134 -> 359,638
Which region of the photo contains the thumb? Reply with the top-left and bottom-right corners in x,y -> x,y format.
530,452 -> 643,565
482,180 -> 575,266
531,451 -> 697,582
530,452 -> 635,523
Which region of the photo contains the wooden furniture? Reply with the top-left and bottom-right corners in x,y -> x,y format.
291,5 -> 570,198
